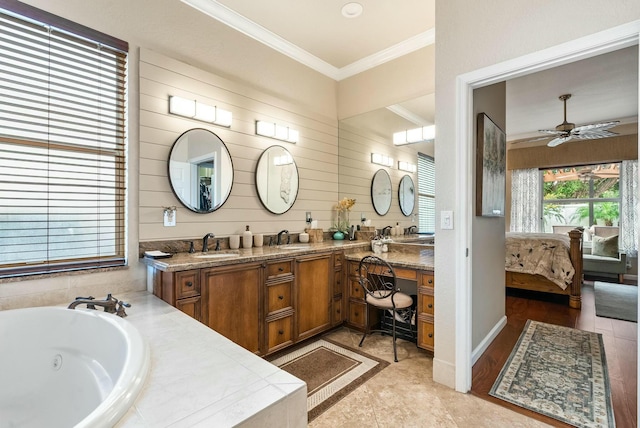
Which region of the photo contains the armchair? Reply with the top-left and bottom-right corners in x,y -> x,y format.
583,226 -> 627,283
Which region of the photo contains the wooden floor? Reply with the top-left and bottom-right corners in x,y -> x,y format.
471,279 -> 637,427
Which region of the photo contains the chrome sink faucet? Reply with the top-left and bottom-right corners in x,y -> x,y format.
202,233 -> 215,252
67,294 -> 131,317
381,225 -> 392,237
276,229 -> 289,245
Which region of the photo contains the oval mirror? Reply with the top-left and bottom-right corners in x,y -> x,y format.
255,145 -> 299,214
399,175 -> 415,216
168,128 -> 234,213
371,169 -> 392,216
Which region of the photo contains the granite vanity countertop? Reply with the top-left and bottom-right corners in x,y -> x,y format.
343,249 -> 435,271
140,240 -> 371,272
113,291 -> 307,427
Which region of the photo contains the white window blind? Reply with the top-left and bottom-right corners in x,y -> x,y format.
0,2 -> 128,277
418,153 -> 435,233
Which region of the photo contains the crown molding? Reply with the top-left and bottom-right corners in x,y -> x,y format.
386,104 -> 431,126
182,0 -> 435,81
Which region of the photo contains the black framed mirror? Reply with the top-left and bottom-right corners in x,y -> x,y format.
398,175 -> 415,216
168,128 -> 234,213
255,145 -> 299,214
371,169 -> 392,215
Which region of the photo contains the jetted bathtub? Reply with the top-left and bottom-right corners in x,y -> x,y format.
0,306 -> 150,428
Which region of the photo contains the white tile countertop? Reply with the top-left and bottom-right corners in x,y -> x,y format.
110,291 -> 307,427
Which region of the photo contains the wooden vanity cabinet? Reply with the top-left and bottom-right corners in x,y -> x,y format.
417,271 -> 435,352
155,269 -> 202,321
265,259 -> 295,354
200,262 -> 264,355
295,252 -> 332,342
332,251 -> 345,326
345,261 -> 378,330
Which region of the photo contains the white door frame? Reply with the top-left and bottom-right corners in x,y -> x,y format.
454,21 -> 640,393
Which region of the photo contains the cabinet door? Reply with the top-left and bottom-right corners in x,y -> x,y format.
175,296 -> 201,321
201,263 -> 263,354
296,253 -> 332,341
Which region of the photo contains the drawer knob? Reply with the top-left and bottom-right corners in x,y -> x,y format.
427,303 -> 433,309
278,295 -> 284,300
428,333 -> 433,338
278,329 -> 284,335
186,281 -> 193,287
278,267 -> 284,272
428,279 -> 433,284
336,309 -> 340,313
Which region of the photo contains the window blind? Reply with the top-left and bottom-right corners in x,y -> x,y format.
0,4 -> 128,277
418,153 -> 435,233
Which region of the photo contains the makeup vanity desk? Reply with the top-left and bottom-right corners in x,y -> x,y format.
342,247 -> 435,353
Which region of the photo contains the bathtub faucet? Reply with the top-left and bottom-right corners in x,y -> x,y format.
68,294 -> 130,317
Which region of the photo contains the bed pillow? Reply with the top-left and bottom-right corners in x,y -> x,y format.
592,234 -> 619,258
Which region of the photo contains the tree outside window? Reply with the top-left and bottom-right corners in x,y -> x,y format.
542,163 -> 620,238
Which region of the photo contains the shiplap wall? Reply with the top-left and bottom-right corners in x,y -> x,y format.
139,49 -> 339,241
338,121 -> 419,230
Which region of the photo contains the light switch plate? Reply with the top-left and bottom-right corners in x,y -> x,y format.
441,210 -> 453,230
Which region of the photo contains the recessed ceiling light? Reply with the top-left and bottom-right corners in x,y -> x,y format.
341,2 -> 363,18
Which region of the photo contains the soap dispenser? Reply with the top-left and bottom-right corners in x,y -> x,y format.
243,225 -> 253,249
395,222 -> 402,236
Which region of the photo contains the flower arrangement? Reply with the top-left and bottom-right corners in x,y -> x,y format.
332,197 -> 356,234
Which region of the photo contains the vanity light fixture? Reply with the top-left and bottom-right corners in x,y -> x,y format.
398,161 -> 417,173
168,96 -> 232,127
371,153 -> 393,168
393,124 -> 436,145
255,120 -> 299,143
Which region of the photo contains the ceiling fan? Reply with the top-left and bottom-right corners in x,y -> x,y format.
528,94 -> 620,147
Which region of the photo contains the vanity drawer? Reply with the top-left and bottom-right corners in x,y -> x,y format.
175,270 -> 200,299
267,315 -> 293,352
421,273 -> 435,288
418,320 -> 434,350
267,281 -> 292,314
420,293 -> 434,316
267,260 -> 293,279
348,301 -> 367,329
348,262 -> 362,277
395,267 -> 417,281
332,298 -> 344,325
333,270 -> 343,295
349,279 -> 365,299
334,252 -> 343,267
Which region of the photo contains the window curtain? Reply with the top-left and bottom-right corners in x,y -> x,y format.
510,168 -> 541,232
620,160 -> 638,257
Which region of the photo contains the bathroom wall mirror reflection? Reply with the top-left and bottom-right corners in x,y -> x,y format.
168,128 -> 234,213
371,169 -> 392,216
256,145 -> 299,214
399,175 -> 415,216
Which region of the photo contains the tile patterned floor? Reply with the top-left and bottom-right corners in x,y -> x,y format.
311,327 -> 551,427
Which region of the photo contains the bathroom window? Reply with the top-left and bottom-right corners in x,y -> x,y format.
0,2 -> 129,277
418,153 -> 435,233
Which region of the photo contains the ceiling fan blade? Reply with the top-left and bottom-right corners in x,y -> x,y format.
572,121 -> 620,133
510,135 -> 555,144
538,129 -> 564,136
572,129 -> 619,140
547,135 -> 572,147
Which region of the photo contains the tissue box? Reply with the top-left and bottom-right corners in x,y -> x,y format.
307,228 -> 324,243
359,226 -> 376,232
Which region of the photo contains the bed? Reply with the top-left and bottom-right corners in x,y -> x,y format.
505,228 -> 583,308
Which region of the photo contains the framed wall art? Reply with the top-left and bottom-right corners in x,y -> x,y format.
476,113 -> 506,217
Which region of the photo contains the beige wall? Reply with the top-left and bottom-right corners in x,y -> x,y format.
139,49 -> 338,240
435,0 -> 640,388
471,83 -> 506,351
337,46 -> 435,120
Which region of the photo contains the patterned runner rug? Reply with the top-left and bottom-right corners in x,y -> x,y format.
490,320 -> 615,427
268,338 -> 389,422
